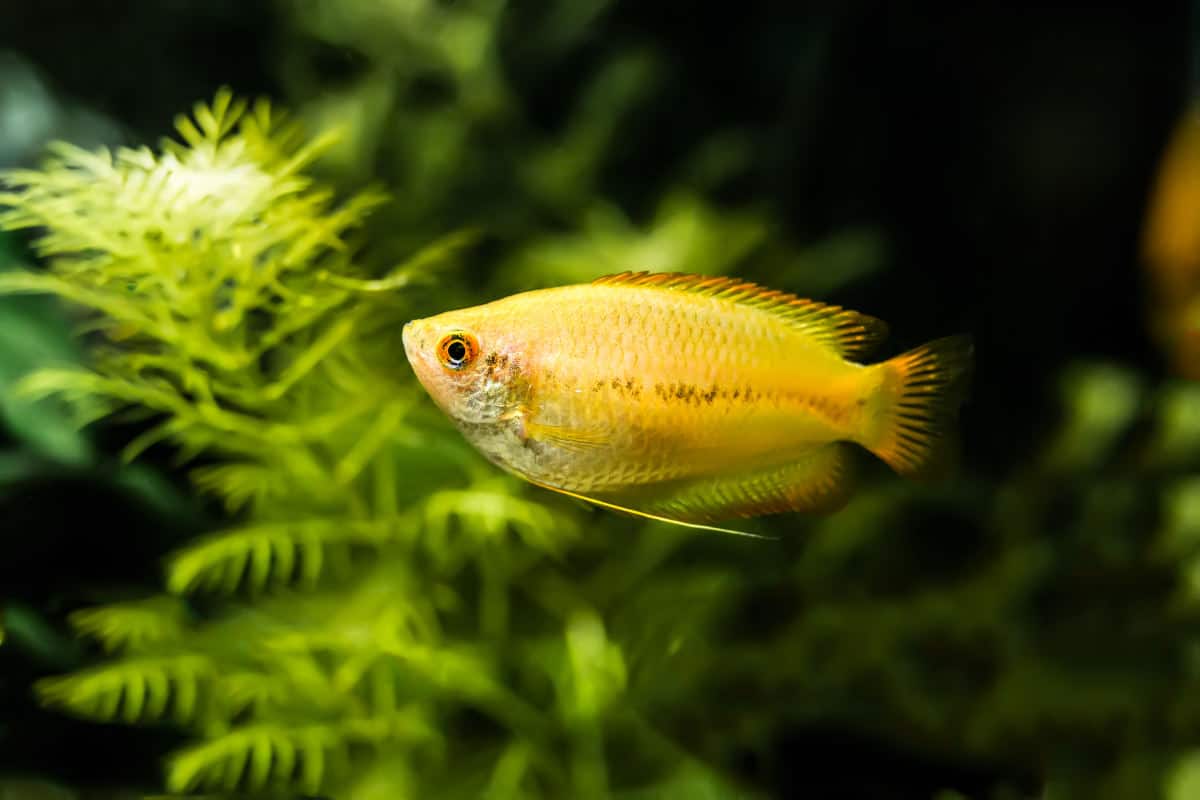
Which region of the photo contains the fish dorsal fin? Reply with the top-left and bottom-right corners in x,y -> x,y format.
592,271 -> 888,359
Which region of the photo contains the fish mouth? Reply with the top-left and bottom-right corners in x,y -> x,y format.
401,320 -> 424,371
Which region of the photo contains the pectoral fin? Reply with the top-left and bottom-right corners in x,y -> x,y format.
502,406 -> 610,453
524,477 -> 776,540
524,420 -> 609,453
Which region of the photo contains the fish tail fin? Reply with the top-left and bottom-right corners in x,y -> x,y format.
863,334 -> 973,479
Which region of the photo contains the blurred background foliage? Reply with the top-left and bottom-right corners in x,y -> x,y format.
0,2 -> 1196,799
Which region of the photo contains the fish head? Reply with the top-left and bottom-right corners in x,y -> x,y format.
403,307 -> 530,426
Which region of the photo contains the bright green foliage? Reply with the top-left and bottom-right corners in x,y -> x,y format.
0,90 -> 749,798
37,655 -> 213,724
0,89 -> 391,475
67,597 -> 188,653
166,713 -> 437,795
165,517 -> 400,595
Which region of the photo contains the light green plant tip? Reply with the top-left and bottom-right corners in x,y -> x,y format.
0,87 -> 392,487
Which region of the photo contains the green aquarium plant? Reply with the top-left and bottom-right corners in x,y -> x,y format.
0,90 -> 757,799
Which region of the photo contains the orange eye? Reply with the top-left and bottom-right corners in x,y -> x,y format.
437,331 -> 479,371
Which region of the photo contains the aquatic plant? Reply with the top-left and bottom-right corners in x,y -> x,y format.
0,90 -> 759,798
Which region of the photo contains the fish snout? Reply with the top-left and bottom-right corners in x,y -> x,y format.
401,320 -> 424,368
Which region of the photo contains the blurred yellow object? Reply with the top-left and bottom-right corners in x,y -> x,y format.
1143,105 -> 1200,378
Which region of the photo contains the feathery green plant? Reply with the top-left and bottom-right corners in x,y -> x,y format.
0,89 -> 752,799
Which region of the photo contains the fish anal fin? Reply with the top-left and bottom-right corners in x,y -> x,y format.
623,442 -> 857,524
524,477 -> 775,539
592,271 -> 888,359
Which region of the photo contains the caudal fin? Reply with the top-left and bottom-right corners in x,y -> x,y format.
865,335 -> 973,479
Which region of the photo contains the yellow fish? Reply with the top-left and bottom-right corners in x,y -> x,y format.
1142,105 -> 1200,379
403,271 -> 972,534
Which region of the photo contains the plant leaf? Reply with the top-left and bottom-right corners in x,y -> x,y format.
37,655 -> 214,724
166,517 -> 406,595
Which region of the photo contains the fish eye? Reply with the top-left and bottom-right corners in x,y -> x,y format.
437,331 -> 478,371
